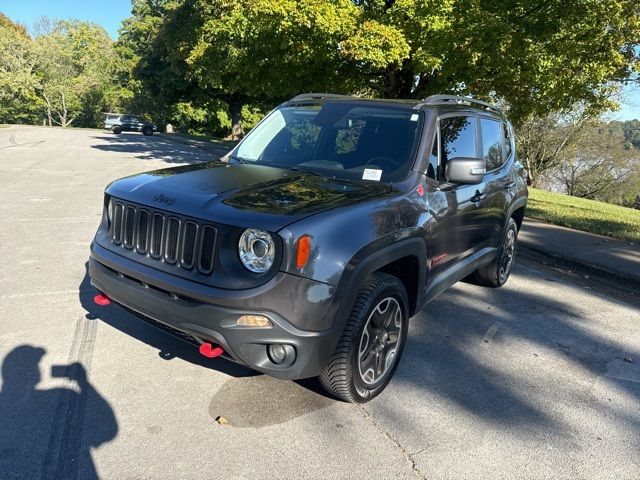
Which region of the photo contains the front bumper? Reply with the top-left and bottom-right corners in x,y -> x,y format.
88,246 -> 341,380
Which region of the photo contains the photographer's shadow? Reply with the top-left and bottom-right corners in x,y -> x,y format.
0,345 -> 117,480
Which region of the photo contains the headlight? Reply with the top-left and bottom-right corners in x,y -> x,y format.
107,198 -> 113,224
238,229 -> 275,273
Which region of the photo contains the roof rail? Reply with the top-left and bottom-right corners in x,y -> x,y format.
419,95 -> 502,114
289,93 -> 354,102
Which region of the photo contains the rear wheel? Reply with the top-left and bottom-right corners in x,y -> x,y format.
319,272 -> 409,403
112,126 -> 122,134
469,217 -> 518,287
142,126 -> 153,136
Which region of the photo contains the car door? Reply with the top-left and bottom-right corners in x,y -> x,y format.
120,115 -> 131,131
478,116 -> 516,249
129,116 -> 143,131
426,113 -> 488,283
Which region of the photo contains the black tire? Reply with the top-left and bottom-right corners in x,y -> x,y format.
142,126 -> 153,136
319,272 -> 409,403
112,126 -> 122,134
469,217 -> 518,287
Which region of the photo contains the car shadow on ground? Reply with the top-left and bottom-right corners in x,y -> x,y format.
89,132 -> 231,164
78,264 -> 335,428
79,261 -> 640,434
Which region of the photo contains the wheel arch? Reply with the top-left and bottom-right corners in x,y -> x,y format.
508,196 -> 527,229
336,238 -> 426,323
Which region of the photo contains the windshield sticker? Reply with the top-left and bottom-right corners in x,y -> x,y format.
362,169 -> 382,181
410,114 -> 419,122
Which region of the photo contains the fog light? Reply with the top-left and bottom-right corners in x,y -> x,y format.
268,344 -> 288,364
237,315 -> 272,328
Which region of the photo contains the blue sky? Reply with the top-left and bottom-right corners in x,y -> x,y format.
616,84 -> 640,121
0,0 -> 132,39
1,0 -> 639,120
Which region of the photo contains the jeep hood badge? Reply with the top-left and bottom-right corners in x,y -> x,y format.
153,193 -> 176,206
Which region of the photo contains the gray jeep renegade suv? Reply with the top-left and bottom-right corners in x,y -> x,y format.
89,94 -> 527,402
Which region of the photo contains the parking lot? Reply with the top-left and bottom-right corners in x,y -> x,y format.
1,125 -> 639,480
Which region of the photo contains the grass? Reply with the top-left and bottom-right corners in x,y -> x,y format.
527,188 -> 640,243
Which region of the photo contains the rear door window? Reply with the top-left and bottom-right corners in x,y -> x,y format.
480,118 -> 504,170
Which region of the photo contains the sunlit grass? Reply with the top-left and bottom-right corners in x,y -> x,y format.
527,188 -> 640,243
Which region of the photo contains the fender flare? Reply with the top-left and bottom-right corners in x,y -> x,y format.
508,196 -> 528,221
332,237 -> 427,330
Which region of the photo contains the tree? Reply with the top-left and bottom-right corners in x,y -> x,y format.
515,109 -> 590,187
122,0 -> 640,138
32,19 -> 122,127
0,14 -> 40,124
350,0 -> 640,124
133,0 -> 368,138
555,122 -> 640,201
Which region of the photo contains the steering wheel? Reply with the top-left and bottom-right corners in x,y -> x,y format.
365,156 -> 401,170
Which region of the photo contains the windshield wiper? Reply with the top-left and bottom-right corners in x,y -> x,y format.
229,153 -> 248,164
288,166 -> 329,178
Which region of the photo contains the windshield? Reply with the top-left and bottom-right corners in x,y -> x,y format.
233,102 -> 423,182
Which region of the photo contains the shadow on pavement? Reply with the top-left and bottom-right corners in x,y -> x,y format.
89,133 -> 229,165
79,264 -> 335,427
78,256 -> 640,436
78,265 -> 253,378
0,345 -> 117,480
386,265 -> 640,441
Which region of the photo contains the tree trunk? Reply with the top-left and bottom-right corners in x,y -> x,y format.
42,91 -> 53,127
225,95 -> 244,140
382,63 -> 414,98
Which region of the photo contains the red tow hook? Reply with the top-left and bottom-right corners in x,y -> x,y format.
199,343 -> 224,358
93,293 -> 111,306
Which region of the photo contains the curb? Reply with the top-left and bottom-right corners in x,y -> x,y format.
518,242 -> 640,298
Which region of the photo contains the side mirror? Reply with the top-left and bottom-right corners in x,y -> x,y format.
444,157 -> 486,184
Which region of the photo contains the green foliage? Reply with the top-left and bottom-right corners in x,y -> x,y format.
620,119 -> 640,149
350,0 -> 640,124
0,14 -> 41,124
527,188 -> 640,242
2,0 -> 639,138
555,121 -> 640,203
33,19 -> 123,127
0,14 -> 130,128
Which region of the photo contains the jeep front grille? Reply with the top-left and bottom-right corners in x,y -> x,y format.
110,200 -> 217,275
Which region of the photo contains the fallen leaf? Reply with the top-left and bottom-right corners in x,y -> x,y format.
624,357 -> 634,363
215,416 -> 229,426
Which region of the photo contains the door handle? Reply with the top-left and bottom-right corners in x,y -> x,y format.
470,192 -> 486,203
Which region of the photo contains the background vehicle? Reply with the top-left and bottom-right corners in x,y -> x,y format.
103,113 -> 157,136
89,94 -> 528,402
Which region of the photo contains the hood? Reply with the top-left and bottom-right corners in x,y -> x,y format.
105,161 -> 391,231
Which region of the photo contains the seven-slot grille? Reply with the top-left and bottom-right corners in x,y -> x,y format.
110,200 -> 216,274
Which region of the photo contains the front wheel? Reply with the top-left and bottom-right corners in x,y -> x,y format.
142,126 -> 153,136
112,126 -> 122,134
319,272 -> 409,403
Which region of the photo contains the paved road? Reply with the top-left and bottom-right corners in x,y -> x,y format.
1,126 -> 639,480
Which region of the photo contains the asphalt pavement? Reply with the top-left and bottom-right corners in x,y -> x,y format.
1,126 -> 639,480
